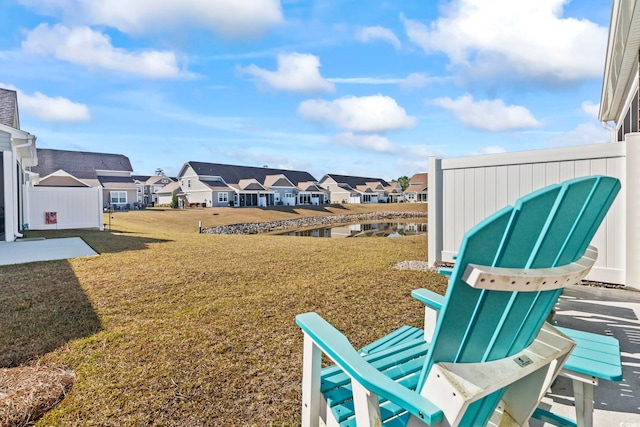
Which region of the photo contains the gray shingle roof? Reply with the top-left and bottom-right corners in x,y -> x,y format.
0,88 -> 18,128
322,174 -> 390,188
32,148 -> 133,179
186,161 -> 318,186
98,176 -> 137,189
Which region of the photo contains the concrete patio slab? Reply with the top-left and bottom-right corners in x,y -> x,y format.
533,284 -> 640,426
0,237 -> 98,266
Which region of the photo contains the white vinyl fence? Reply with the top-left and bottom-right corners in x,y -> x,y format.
428,137 -> 640,288
25,186 -> 104,231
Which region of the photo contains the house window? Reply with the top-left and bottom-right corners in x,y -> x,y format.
110,191 -> 127,204
187,179 -> 191,188
285,192 -> 293,198
218,192 -> 229,203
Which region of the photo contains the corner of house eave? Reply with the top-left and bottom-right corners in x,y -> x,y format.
600,0 -> 640,123
599,0 -> 620,122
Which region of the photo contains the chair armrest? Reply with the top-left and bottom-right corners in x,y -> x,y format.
411,289 -> 444,342
437,267 -> 453,277
296,312 -> 444,425
411,288 -> 444,310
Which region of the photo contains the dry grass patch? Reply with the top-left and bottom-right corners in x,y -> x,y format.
2,204 -> 443,426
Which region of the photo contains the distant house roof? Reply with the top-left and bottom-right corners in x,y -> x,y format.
182,161 -> 318,186
264,174 -> 295,188
321,174 -> 390,189
386,181 -> 402,193
33,149 -> 133,180
146,175 -> 174,185
297,182 -> 327,192
234,178 -> 269,191
336,183 -> 359,194
132,175 -> 152,182
98,176 -> 137,190
0,88 -> 19,128
157,181 -> 181,195
200,178 -> 234,191
37,170 -> 91,187
407,173 -> 427,192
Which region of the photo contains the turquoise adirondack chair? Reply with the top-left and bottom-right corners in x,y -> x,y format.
296,175 -> 620,427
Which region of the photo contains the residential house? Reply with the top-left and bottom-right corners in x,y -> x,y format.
319,174 -> 391,204
296,181 -> 328,205
0,88 -> 38,241
156,181 -> 181,206
385,181 -> 404,203
177,161 -> 328,207
32,149 -> 137,210
132,174 -> 175,206
404,173 -> 427,203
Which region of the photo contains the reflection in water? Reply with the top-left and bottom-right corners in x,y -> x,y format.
279,222 -> 427,238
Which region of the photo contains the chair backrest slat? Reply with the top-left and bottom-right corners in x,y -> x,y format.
417,176 -> 620,427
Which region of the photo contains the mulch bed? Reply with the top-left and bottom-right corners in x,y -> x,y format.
0,365 -> 74,427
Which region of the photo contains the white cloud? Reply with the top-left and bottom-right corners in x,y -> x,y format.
328,72 -> 435,88
581,101 -> 600,120
328,77 -> 404,85
431,95 -> 541,131
403,0 -> 607,81
545,123 -> 610,147
297,95 -> 416,132
20,91 -> 92,122
399,73 -> 432,89
240,53 -> 335,94
356,26 -> 401,49
18,0 -> 283,39
333,132 -> 395,153
0,83 -> 91,122
22,24 -> 180,78
470,145 -> 507,155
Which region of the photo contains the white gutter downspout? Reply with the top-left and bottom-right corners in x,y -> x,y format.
12,135 -> 36,238
601,121 -> 617,143
13,135 -> 34,149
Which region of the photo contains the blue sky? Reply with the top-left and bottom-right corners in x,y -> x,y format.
0,0 -> 613,181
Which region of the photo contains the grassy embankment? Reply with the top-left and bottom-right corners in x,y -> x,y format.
1,203 -> 446,426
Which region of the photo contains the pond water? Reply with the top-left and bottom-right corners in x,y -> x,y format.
279,221 -> 427,238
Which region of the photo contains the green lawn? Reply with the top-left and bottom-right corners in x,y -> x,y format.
1,204 -> 446,426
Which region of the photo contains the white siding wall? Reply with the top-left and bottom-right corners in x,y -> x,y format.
157,193 -> 174,205
26,186 -> 103,230
429,141 -> 630,286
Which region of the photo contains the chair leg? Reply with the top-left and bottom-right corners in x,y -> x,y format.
302,335 -> 322,427
352,381 -> 382,427
573,380 -> 594,427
